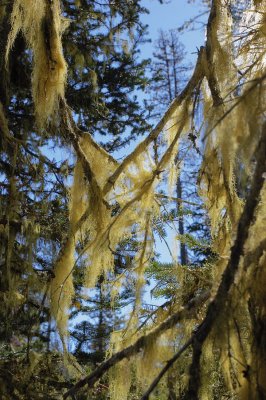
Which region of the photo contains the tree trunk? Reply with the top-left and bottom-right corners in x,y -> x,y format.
176,175 -> 187,265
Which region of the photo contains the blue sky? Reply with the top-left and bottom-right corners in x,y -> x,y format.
141,0 -> 207,61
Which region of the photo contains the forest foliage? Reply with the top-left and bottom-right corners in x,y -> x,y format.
0,0 -> 266,399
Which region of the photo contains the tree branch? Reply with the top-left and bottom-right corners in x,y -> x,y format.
140,339 -> 193,400
62,290 -> 210,399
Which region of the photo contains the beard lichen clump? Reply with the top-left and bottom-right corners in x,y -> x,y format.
50,238 -> 75,338
6,0 -> 68,126
50,161 -> 86,337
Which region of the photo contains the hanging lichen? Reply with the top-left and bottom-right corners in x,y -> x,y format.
6,0 -> 68,126
50,159 -> 88,337
50,238 -> 75,337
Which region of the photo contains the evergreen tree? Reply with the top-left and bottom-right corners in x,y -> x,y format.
63,0 -> 152,149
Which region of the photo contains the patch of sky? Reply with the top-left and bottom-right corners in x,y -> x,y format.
141,0 -> 207,61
